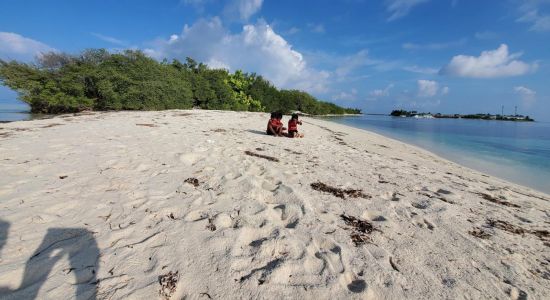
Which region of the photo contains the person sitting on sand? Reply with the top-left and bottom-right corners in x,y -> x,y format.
287,113 -> 304,138
266,112 -> 286,136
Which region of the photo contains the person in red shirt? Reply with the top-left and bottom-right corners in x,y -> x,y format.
266,112 -> 286,136
287,113 -> 303,138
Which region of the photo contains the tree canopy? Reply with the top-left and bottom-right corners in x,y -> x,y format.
0,49 -> 361,115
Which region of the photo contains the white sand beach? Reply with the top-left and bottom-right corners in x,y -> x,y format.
0,110 -> 549,299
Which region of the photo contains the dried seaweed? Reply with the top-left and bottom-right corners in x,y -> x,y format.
184,177 -> 199,187
244,150 -> 279,162
530,229 -> 550,241
340,214 -> 375,246
311,182 -> 370,199
469,227 -> 492,239
158,271 -> 179,299
41,123 -> 63,128
476,193 -> 520,208
487,219 -> 526,235
136,123 -> 157,127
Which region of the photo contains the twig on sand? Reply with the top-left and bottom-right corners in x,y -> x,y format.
244,150 -> 279,162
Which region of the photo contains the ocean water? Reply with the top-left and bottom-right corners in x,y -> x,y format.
0,99 -> 31,122
325,115 -> 550,194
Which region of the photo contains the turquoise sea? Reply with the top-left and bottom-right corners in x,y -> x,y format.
326,115 -> 550,194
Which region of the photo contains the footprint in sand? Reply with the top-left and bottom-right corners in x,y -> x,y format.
311,237 -> 345,274
272,204 -> 302,229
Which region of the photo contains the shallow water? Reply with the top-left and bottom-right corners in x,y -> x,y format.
0,99 -> 32,122
326,115 -> 550,194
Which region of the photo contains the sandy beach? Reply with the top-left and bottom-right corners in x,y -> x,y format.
0,110 -> 549,299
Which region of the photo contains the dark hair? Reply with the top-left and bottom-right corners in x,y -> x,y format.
275,111 -> 283,119
270,112 -> 277,119
291,113 -> 299,119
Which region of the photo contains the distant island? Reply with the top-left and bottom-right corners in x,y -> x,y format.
390,110 -> 534,122
0,49 -> 360,116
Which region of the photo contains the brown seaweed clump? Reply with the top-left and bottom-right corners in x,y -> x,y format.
340,214 -> 375,246
311,182 -> 370,199
159,271 -> 179,299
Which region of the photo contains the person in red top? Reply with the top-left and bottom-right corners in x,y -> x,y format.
266,112 -> 286,136
287,113 -> 303,138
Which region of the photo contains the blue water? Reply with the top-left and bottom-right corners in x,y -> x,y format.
325,115 -> 550,194
0,99 -> 32,122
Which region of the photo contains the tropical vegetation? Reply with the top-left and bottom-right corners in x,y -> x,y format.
0,49 -> 360,115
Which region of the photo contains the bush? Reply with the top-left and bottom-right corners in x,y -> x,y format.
0,49 -> 360,115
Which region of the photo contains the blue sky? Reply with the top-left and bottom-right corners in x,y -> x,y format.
1,0 -> 549,120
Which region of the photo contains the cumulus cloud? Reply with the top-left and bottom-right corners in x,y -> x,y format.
385,0 -> 430,21
439,44 -> 537,78
0,32 -> 55,61
514,86 -> 536,107
417,80 -> 439,97
145,18 -> 329,93
224,0 -> 263,21
517,0 -> 550,32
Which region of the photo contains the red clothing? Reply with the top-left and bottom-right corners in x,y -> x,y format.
288,119 -> 299,131
267,118 -> 282,131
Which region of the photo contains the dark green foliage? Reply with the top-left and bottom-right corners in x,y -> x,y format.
0,49 -> 360,115
390,110 -> 416,117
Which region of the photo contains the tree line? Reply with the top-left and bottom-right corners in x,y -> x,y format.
0,49 -> 360,115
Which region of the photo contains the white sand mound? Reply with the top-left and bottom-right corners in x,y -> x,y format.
0,110 -> 548,299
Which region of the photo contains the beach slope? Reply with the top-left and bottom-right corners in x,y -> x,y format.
0,110 -> 548,299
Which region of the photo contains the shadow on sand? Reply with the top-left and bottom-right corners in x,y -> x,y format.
246,129 -> 269,136
0,219 -> 99,299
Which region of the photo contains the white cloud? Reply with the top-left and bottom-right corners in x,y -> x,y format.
474,30 -> 498,40
417,80 -> 439,97
441,86 -> 449,95
335,50 -> 378,77
402,38 -> 466,50
145,18 -> 329,94
517,0 -> 550,32
514,86 -> 536,107
369,84 -> 394,97
332,88 -> 358,101
308,23 -> 325,33
403,65 -> 438,74
385,0 -> 430,21
224,0 -> 263,21
440,44 -> 537,78
91,33 -> 126,46
0,32 -> 55,61
285,27 -> 300,35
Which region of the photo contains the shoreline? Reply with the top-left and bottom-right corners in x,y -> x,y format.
324,115 -> 550,195
1,110 -> 548,299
